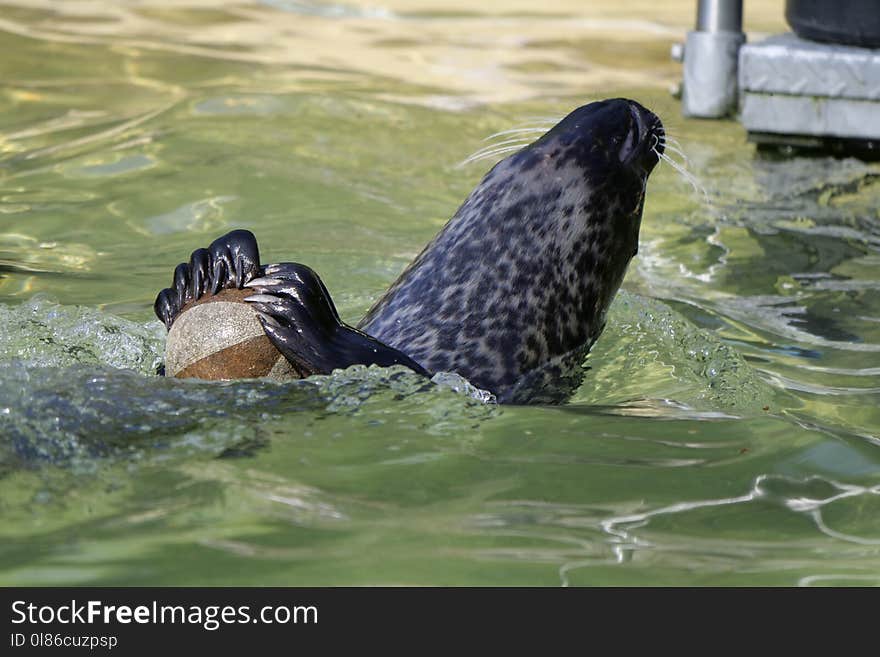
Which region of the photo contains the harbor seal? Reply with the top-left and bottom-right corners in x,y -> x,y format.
154,98 -> 665,404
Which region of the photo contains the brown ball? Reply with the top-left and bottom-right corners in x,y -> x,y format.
164,287 -> 298,381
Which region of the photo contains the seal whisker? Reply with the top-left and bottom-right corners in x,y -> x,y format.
466,137 -> 533,156
458,117 -> 562,168
656,149 -> 707,200
659,135 -> 690,161
461,145 -> 529,163
658,133 -> 683,148
653,129 -> 695,173
457,143 -> 530,168
657,144 -> 689,170
660,143 -> 691,165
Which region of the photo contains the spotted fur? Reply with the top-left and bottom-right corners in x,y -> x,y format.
359,98 -> 663,403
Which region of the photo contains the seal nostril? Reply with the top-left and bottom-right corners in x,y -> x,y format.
618,103 -> 648,163
619,128 -> 637,162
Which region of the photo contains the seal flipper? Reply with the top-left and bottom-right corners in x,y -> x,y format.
244,263 -> 430,377
154,229 -> 262,329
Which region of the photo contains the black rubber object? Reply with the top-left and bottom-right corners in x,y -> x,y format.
786,0 -> 880,49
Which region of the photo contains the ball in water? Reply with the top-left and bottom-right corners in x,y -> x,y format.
164,288 -> 297,380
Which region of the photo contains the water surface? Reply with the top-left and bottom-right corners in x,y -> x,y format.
1,0 -> 878,586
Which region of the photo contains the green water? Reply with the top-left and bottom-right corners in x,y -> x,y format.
1,1 -> 879,586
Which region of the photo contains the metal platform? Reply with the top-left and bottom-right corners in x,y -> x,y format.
674,0 -> 880,156
740,33 -> 880,146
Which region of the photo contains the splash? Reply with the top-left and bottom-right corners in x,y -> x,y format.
0,295 -> 164,373
574,290 -> 779,412
0,298 -> 496,470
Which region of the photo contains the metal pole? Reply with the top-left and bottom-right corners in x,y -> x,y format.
679,0 -> 746,118
696,0 -> 743,33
